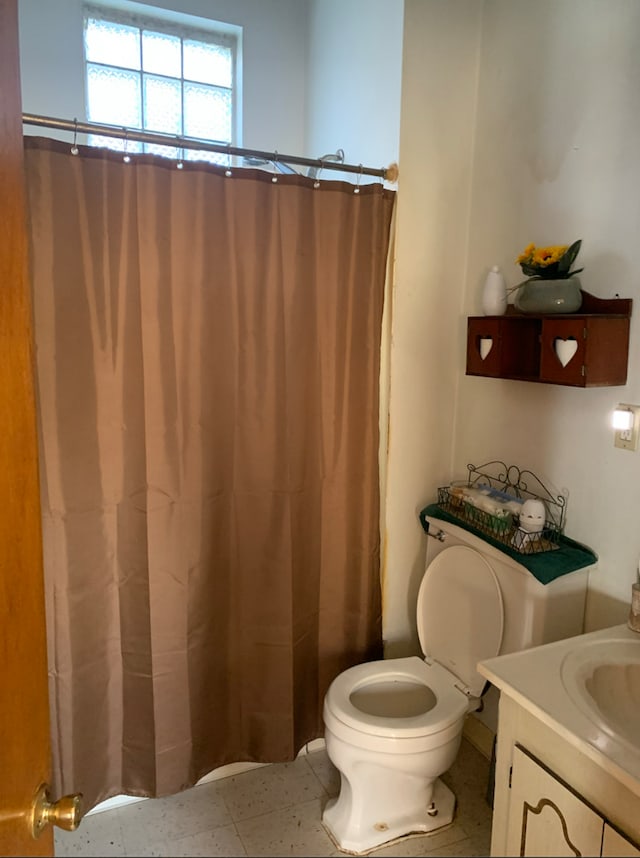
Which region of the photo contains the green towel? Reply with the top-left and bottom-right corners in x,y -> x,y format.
419,503 -> 597,585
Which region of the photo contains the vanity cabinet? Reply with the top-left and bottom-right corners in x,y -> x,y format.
466,291 -> 632,387
507,744 -> 640,857
489,694 -> 640,857
602,826 -> 640,857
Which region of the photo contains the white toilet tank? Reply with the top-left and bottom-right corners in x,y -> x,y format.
423,515 -> 591,656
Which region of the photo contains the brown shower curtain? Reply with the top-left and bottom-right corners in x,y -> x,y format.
23,135 -> 394,812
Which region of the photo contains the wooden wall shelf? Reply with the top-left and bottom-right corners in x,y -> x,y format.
466,290 -> 632,387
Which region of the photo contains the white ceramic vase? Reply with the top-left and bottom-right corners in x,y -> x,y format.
481,265 -> 507,316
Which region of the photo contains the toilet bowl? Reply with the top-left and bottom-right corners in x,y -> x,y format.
321,517 -> 592,854
322,541 -> 501,854
322,657 -> 474,853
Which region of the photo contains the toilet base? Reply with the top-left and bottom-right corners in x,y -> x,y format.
322,777 -> 456,855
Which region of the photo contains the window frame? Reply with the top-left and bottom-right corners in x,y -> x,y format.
82,3 -> 239,157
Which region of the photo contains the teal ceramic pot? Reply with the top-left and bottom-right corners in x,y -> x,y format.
514,276 -> 583,314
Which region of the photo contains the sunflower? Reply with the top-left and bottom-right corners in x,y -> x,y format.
515,240 -> 583,279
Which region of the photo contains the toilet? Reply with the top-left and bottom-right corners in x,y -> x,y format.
321,515 -> 590,854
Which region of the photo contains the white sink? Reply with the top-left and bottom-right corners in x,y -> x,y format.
560,637 -> 640,753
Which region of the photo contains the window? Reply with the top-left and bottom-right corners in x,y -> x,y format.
83,4 -> 237,163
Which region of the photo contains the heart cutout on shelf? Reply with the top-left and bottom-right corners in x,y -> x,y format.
478,336 -> 493,360
554,337 -> 578,367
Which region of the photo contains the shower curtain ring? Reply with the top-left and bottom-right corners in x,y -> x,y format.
225,143 -> 232,177
123,128 -> 131,164
70,118 -> 79,156
271,151 -> 279,183
314,156 -> 325,189
176,144 -> 184,170
354,164 -> 363,194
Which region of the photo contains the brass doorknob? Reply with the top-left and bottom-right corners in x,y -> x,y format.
29,783 -> 83,839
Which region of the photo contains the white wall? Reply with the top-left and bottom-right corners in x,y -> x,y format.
306,0 -> 403,181
18,0 -> 309,153
387,0 -> 640,659
383,0 -> 482,656
460,0 -> 640,633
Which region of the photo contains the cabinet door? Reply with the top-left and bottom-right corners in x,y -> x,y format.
539,318 -> 586,386
506,745 -> 604,857
466,317 -> 540,380
467,318 -> 504,377
602,825 -> 640,857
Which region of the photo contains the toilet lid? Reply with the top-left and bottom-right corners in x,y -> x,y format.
416,545 -> 504,697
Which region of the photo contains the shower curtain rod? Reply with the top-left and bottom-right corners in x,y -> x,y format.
22,113 -> 399,183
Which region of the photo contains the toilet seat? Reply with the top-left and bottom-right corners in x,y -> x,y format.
324,656 -> 469,738
324,544 -> 505,742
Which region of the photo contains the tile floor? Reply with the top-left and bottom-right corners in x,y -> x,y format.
54,738 -> 493,857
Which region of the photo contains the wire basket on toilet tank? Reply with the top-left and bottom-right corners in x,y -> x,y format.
437,461 -> 566,554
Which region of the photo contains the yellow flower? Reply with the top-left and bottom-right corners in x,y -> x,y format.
516,243 -> 536,265
514,239 -> 583,282
516,243 -> 569,267
532,245 -> 567,267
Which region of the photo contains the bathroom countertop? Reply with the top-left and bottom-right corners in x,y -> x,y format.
478,623 -> 640,797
